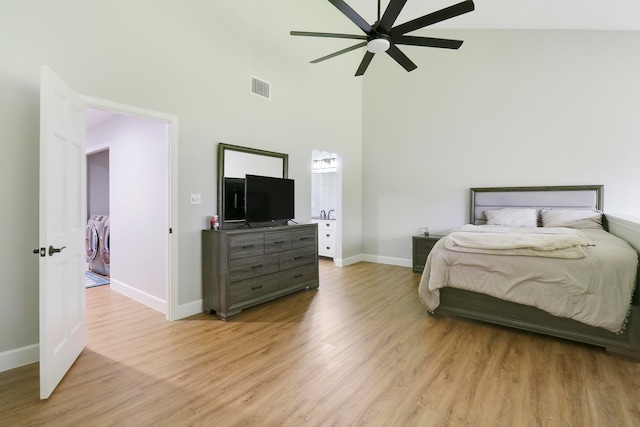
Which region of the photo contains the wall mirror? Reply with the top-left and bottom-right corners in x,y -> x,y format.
217,143 -> 288,228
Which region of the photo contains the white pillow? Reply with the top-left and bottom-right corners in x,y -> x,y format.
484,208 -> 538,228
540,209 -> 603,229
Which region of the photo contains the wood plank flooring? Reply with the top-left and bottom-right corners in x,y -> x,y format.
2,260 -> 640,426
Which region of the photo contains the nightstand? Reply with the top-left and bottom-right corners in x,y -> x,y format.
412,234 -> 445,274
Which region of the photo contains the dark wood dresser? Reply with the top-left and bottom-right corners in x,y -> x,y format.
202,223 -> 319,320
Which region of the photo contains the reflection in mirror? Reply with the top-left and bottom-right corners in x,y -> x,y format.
225,150 -> 284,178
217,143 -> 288,228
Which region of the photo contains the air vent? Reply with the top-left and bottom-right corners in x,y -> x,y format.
250,76 -> 271,100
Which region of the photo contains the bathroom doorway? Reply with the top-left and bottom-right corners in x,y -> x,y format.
311,149 -> 341,264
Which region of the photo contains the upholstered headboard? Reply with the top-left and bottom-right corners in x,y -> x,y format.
470,185 -> 604,225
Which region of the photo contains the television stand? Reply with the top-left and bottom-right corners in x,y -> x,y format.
202,223 -> 319,320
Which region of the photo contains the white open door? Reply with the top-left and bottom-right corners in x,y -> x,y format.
39,65 -> 87,399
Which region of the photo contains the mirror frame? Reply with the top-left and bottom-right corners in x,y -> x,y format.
217,143 -> 288,228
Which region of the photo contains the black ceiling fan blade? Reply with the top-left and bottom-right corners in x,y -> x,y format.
386,45 -> 417,72
290,31 -> 367,41
328,0 -> 373,34
390,0 -> 475,36
310,42 -> 367,63
393,35 -> 463,49
377,0 -> 408,33
355,51 -> 375,76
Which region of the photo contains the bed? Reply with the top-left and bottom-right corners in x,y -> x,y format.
418,185 -> 640,361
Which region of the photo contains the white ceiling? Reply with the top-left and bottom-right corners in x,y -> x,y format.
337,0 -> 640,31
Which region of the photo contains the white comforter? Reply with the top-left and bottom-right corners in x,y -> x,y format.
445,225 -> 593,259
418,227 -> 638,332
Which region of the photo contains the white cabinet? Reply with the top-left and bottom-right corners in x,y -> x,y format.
312,219 -> 336,258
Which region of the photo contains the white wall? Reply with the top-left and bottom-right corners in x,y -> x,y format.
87,150 -> 110,218
87,114 -> 169,311
0,0 -> 363,367
362,29 -> 640,263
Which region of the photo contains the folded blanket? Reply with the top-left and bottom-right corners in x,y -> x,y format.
444,225 -> 594,259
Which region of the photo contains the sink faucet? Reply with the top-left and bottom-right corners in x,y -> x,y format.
320,210 -> 326,219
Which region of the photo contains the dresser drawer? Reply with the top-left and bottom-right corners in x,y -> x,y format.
319,230 -> 335,243
291,228 -> 316,248
229,253 -> 279,281
415,240 -> 438,265
414,238 -> 438,252
318,220 -> 336,231
228,234 -> 264,259
229,272 -> 280,305
279,263 -> 318,290
279,246 -> 316,271
265,232 -> 292,253
319,243 -> 335,257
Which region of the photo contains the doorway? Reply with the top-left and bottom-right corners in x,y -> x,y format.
83,100 -> 179,320
311,149 -> 342,265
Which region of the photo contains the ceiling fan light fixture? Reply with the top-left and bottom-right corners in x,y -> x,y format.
291,0 -> 475,75
367,37 -> 390,53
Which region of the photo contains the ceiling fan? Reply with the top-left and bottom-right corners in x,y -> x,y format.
291,0 -> 475,76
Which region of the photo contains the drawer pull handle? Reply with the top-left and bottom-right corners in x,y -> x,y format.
294,256 -> 304,260
325,224 -> 331,227
242,244 -> 255,249
251,285 -> 263,291
325,234 -> 330,238
251,264 -> 263,269
294,274 -> 303,279
326,247 -> 331,250
274,240 -> 285,245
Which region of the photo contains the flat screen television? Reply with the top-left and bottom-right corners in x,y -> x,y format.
223,177 -> 246,221
244,174 -> 294,223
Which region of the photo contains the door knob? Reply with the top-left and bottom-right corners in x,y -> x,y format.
48,245 -> 66,256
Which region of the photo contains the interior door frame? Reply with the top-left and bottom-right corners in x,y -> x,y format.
82,96 -> 180,320
311,149 -> 343,266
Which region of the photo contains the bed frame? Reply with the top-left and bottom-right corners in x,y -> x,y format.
432,185 -> 640,361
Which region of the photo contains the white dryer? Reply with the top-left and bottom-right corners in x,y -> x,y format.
86,215 -> 108,276
100,216 -> 110,276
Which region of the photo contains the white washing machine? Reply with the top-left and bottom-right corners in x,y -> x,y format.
86,215 -> 108,276
100,216 -> 110,276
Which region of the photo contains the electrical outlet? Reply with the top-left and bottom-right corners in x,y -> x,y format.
190,194 -> 201,204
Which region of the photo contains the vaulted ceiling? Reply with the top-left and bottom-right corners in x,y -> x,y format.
337,0 -> 640,31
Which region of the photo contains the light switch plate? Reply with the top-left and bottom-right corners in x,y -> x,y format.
190,194 -> 201,204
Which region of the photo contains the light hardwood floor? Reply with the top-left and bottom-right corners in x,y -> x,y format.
2,260 -> 640,426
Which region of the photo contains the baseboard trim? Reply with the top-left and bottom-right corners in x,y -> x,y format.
110,279 -> 167,315
174,299 -> 203,320
0,344 -> 39,373
332,254 -> 411,268
361,254 -> 411,268
336,254 -> 364,267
